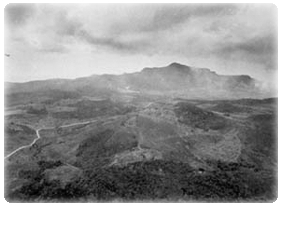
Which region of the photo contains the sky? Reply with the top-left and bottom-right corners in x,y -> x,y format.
4,3 -> 277,89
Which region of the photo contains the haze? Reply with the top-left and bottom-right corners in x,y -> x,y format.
4,3 -> 277,92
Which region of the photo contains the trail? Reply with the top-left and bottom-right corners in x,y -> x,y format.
144,102 -> 154,108
4,119 -> 99,160
5,129 -> 41,159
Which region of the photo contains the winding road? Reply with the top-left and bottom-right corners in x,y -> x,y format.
4,119 -> 99,160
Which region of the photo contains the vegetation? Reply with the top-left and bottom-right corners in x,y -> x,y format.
51,99 -> 134,120
5,123 -> 36,154
209,102 -> 252,113
5,93 -> 277,202
7,159 -> 276,202
174,102 -> 229,130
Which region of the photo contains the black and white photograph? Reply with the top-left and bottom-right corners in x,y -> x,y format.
4,3 -> 278,203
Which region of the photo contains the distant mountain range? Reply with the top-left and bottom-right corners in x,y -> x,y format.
5,62 -> 270,100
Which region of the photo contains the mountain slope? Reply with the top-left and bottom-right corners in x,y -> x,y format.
5,63 -> 265,100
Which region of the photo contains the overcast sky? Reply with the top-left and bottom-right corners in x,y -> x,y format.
5,3 -> 277,86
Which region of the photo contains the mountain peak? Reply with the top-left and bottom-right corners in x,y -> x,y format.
167,62 -> 191,74
142,62 -> 189,73
168,62 -> 188,68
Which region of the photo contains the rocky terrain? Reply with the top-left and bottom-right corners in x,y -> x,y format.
4,63 -> 277,202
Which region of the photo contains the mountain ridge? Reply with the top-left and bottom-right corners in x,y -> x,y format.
5,62 -> 253,83
5,62 -> 268,99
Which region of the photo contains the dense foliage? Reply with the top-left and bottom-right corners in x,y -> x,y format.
7,159 -> 276,202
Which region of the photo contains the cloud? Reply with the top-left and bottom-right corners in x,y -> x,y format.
5,3 -> 277,73
5,3 -> 36,26
149,4 -> 239,30
10,4 -> 240,55
75,29 -> 149,53
104,4 -> 240,36
213,33 -> 277,70
33,8 -> 151,54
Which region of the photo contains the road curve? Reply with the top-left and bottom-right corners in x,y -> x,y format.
5,129 -> 41,159
4,119 -> 98,160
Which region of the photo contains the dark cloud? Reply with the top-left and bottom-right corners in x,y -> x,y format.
215,34 -> 278,70
220,35 -> 276,55
45,11 -> 149,54
54,11 -> 82,37
108,4 -> 240,35
5,3 -> 36,26
152,4 -> 239,25
74,29 -> 150,54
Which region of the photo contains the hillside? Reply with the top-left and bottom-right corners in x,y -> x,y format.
5,88 -> 277,201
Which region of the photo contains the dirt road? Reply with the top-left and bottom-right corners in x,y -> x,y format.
4,119 -> 98,160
